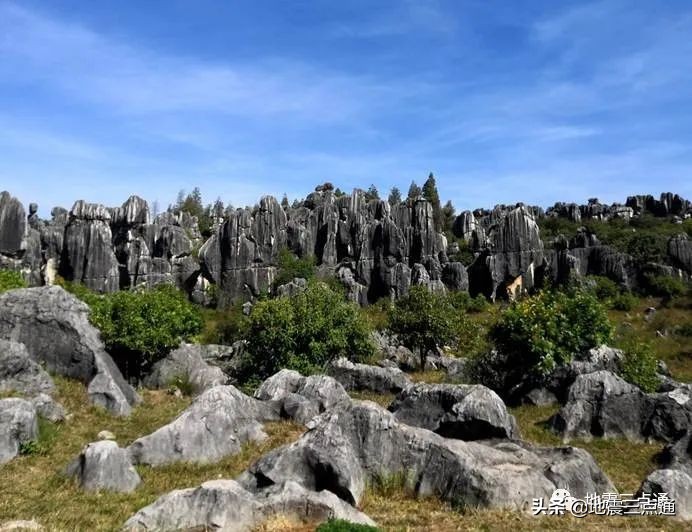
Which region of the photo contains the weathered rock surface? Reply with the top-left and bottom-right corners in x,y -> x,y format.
255,369 -> 350,424
389,383 -> 519,440
551,371 -> 692,442
122,479 -> 375,531
144,343 -> 228,395
0,339 -> 54,397
239,400 -> 614,510
66,440 -> 141,492
128,385 -> 280,466
0,398 -> 38,464
327,357 -> 411,394
637,469 -> 692,520
0,286 -> 139,416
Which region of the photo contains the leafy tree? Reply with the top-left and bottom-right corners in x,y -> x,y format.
0,269 -> 26,293
64,283 -> 203,378
407,181 -> 421,200
388,286 -> 457,369
388,186 -> 402,206
238,281 -> 373,382
334,188 -> 346,198
422,172 -> 443,232
281,194 -> 290,209
476,288 -> 613,394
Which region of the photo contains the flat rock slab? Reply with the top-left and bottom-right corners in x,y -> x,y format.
122,479 -> 375,531
128,385 -> 280,466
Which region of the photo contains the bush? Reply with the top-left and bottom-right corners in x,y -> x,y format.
272,248 -> 316,289
0,269 -> 26,293
480,289 -> 613,393
617,341 -> 659,393
237,281 -> 373,382
641,274 -> 687,300
65,283 -> 203,377
587,275 -> 620,301
610,291 -> 638,311
316,520 -> 380,532
388,286 -> 457,369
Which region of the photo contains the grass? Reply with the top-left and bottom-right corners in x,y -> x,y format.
349,390 -> 396,408
0,376 -> 304,531
608,295 -> 692,382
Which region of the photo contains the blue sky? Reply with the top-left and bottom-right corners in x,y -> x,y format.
1,0 -> 690,216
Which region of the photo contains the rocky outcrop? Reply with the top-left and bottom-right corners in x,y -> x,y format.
123,479 -> 375,531
551,371 -> 692,443
255,369 -> 350,424
0,286 -> 139,416
668,234 -> 692,274
66,440 -> 141,492
239,400 -> 614,510
389,383 -> 519,440
128,385 -> 280,466
0,339 -> 66,422
0,398 -> 38,464
144,343 -> 228,395
326,357 -> 411,394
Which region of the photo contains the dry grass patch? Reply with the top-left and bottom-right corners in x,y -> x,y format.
0,376 -> 304,531
349,390 -> 395,408
409,369 -> 447,383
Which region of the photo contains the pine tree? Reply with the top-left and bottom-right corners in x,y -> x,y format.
422,173 -> 442,232
407,181 -> 422,200
441,200 -> 456,234
364,184 -> 380,201
388,186 -> 402,206
281,194 -> 290,209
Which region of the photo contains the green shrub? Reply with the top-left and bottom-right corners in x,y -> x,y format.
388,286 -> 457,369
467,294 -> 489,313
272,247 -> 316,288
641,274 -> 687,300
617,341 -> 659,393
479,289 -> 613,393
237,281 -> 373,382
587,275 -> 620,301
198,304 -> 248,344
316,520 -> 380,532
610,291 -> 638,311
64,283 -> 203,376
18,417 -> 60,456
0,269 -> 26,293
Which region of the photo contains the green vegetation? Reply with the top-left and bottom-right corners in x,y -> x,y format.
640,272 -> 688,301
18,417 -> 60,457
61,281 -> 203,376
0,269 -> 26,293
272,247 -> 316,288
471,289 -> 613,393
388,286 -> 458,369
316,519 -> 380,532
616,340 -> 659,392
236,281 -> 373,383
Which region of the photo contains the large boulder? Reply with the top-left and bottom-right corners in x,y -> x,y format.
0,398 -> 38,464
66,440 -> 141,492
637,469 -> 692,520
128,385 -> 280,466
144,343 -> 228,395
0,286 -> 139,416
254,369 -> 350,424
389,383 -> 519,440
326,357 -> 411,394
122,479 -> 375,531
0,339 -> 54,397
239,400 -> 614,510
0,339 -> 66,422
552,371 -> 692,442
